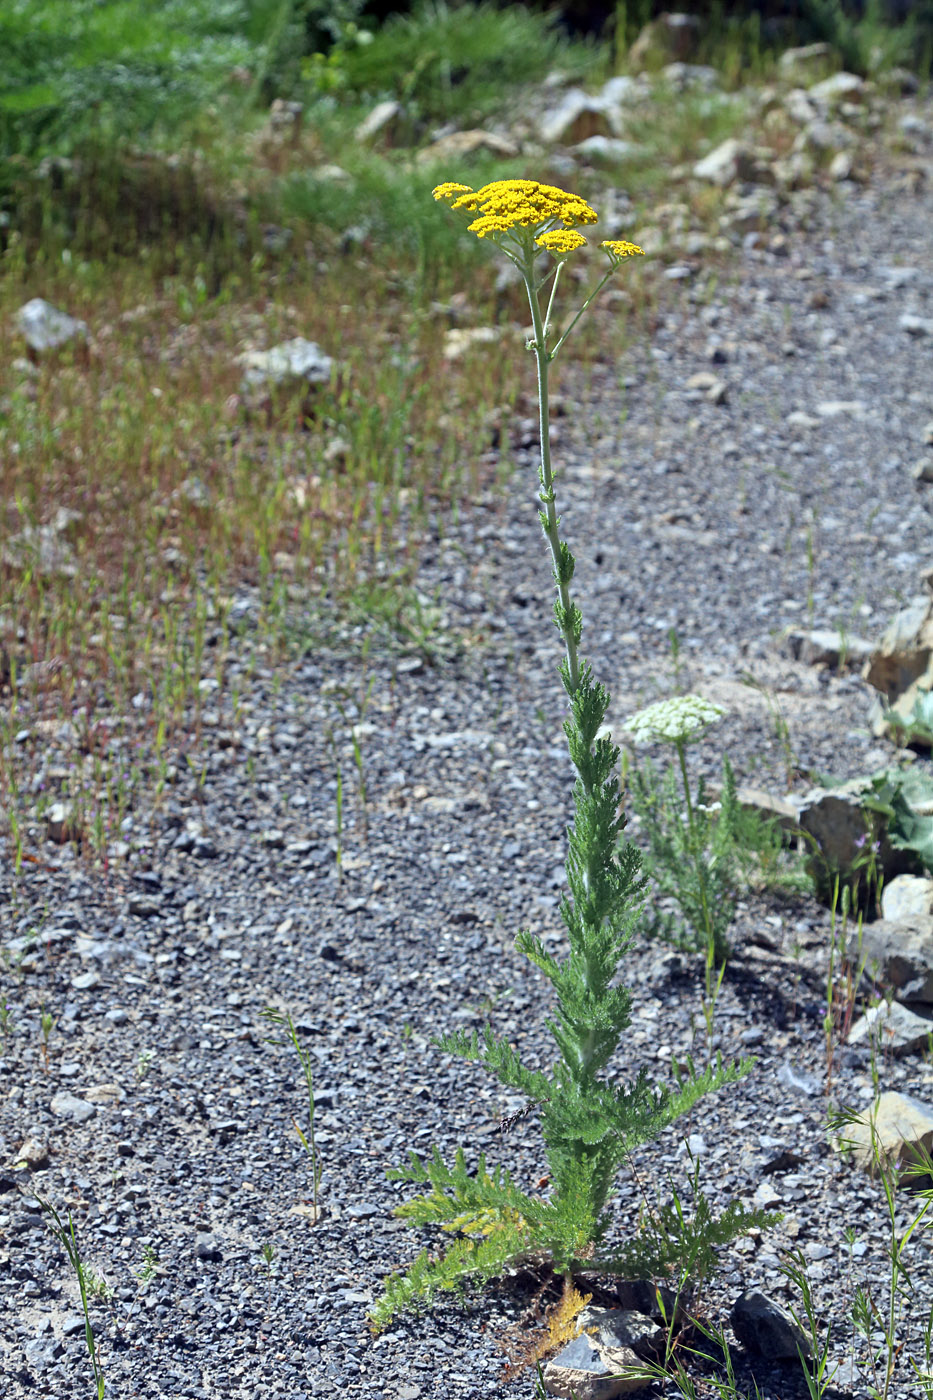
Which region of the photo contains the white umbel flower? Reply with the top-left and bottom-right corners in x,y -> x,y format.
623,695 -> 724,746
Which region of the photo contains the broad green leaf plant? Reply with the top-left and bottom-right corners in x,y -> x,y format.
370,179 -> 755,1333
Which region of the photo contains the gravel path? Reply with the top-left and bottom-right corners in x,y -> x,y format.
3,105 -> 933,1400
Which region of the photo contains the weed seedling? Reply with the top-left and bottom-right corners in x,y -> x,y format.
258,1240 -> 278,1311
39,1002 -> 55,1071
780,1248 -> 835,1399
39,1199 -> 106,1400
262,1007 -> 323,1223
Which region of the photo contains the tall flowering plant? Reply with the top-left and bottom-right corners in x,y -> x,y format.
370,180 -> 755,1333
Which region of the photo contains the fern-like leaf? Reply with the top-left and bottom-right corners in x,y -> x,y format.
368,1219 -> 533,1334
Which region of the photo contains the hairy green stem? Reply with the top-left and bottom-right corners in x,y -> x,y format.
676,738 -> 713,951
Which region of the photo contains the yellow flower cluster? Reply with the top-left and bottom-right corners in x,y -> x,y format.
535,229 -> 587,256
601,239 -> 645,260
433,178 -> 597,239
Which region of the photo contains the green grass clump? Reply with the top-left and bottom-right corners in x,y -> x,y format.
337,0 -> 601,126
0,0 -> 263,160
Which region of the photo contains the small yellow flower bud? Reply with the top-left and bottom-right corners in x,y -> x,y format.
432,182 -> 473,202
535,229 -> 587,256
601,239 -> 645,261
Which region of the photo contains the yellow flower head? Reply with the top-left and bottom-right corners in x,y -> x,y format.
432,182 -> 473,202
468,215 -> 516,238
439,178 -> 598,241
601,239 -> 645,261
535,229 -> 587,256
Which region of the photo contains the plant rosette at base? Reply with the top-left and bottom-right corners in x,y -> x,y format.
369,180 -> 765,1352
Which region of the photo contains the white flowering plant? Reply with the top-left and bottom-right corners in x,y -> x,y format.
623,694 -> 737,966
369,180 -> 766,1338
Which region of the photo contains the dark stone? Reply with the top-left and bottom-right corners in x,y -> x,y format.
731,1289 -> 813,1361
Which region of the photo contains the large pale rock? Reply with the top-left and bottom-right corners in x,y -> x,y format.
50,1092 -> 95,1124
600,75 -> 643,107
864,597 -> 933,742
16,298 -> 87,353
734,785 -> 801,835
840,1091 -> 933,1178
13,1136 -> 50,1170
847,999 -> 933,1056
882,874 -> 933,921
237,338 -> 334,400
540,91 -> 613,146
857,916 -> 933,1003
785,628 -> 874,670
46,801 -> 78,845
783,88 -> 819,125
629,13 -> 700,69
2,522 -> 78,578
543,1332 -> 648,1399
693,139 -> 756,187
865,598 -> 933,699
416,130 -> 517,165
442,327 -> 499,360
662,62 -> 719,91
731,1290 -> 813,1360
794,118 -> 855,155
809,72 -> 866,106
901,313 -> 933,338
779,43 -> 833,75
578,1306 -> 666,1360
356,99 -> 404,145
574,135 -> 643,166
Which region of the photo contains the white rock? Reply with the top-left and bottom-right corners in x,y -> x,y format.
809,72 -> 865,105
882,874 -> 933,921
543,1332 -> 648,1398
685,371 -> 727,402
314,164 -> 351,183
847,1000 -> 933,1056
839,1090 -> 933,1178
786,410 -> 821,430
15,298 -> 87,352
794,118 -> 854,154
779,42 -> 833,73
600,75 -> 643,107
784,628 -> 873,668
237,338 -> 334,394
50,1092 -> 96,1124
901,313 -> 933,337
573,135 -> 641,164
356,99 -> 404,144
416,129 -> 517,165
443,327 -> 500,360
692,138 -> 754,186
816,400 -> 865,418
782,88 -> 818,124
859,916 -> 933,1003
662,62 -> 719,90
629,12 -> 700,69
46,801 -> 76,844
829,150 -> 854,181
2,523 -> 77,577
540,90 -> 613,145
